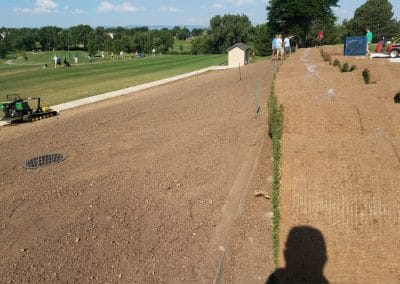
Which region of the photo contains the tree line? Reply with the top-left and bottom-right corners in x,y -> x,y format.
1,0 -> 399,59
267,0 -> 400,49
0,25 -> 198,58
191,0 -> 399,56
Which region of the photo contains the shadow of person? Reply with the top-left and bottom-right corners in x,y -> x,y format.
266,226 -> 329,284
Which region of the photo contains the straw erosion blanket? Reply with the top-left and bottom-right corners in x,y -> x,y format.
275,47 -> 400,283
0,61 -> 276,283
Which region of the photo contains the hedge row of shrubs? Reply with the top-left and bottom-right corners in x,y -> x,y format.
321,49 -> 357,73
268,75 -> 284,268
320,48 -> 377,85
332,58 -> 357,73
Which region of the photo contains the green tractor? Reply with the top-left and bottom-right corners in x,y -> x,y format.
0,94 -> 58,123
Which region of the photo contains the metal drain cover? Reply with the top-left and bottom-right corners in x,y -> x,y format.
25,153 -> 65,169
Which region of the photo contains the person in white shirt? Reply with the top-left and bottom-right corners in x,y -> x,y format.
284,36 -> 291,56
276,34 -> 283,60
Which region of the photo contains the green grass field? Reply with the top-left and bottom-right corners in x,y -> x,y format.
0,51 -> 226,106
172,40 -> 192,53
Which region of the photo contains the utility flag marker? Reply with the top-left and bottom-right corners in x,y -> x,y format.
254,81 -> 261,117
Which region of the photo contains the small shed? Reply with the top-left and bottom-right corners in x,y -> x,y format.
228,43 -> 250,68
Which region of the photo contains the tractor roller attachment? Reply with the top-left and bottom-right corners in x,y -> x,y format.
0,95 -> 58,123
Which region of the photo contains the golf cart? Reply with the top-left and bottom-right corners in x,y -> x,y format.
387,37 -> 400,58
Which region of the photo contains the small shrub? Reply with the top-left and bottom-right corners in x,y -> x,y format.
322,52 -> 331,63
341,62 -> 350,72
394,92 -> 400,103
350,65 -> 357,72
362,68 -> 370,84
333,58 -> 341,69
22,51 -> 28,62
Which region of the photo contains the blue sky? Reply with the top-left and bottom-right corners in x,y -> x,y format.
0,0 -> 399,28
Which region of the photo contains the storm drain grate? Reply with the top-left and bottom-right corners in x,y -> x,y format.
25,153 -> 65,169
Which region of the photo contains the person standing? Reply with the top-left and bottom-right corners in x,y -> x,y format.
366,28 -> 373,55
284,35 -> 291,57
272,35 -> 277,60
276,34 -> 283,60
316,31 -> 324,46
53,55 -> 58,68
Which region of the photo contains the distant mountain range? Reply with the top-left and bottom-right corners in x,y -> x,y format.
105,25 -> 207,30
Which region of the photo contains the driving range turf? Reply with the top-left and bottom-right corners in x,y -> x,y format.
0,53 -> 226,106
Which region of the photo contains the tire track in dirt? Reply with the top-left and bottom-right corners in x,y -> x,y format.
211,128 -> 264,283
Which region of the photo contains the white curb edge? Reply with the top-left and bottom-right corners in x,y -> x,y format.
0,65 -> 228,127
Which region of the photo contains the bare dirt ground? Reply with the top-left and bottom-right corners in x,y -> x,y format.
0,61 -> 275,283
275,47 -> 400,283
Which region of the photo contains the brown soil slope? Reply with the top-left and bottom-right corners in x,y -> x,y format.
0,61 -> 275,283
275,48 -> 400,283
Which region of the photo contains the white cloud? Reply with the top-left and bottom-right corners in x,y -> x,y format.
207,0 -> 255,10
116,2 -> 140,12
97,1 -> 143,13
62,5 -> 84,14
211,3 -> 225,9
98,1 -> 114,12
13,0 -> 58,14
73,9 -> 85,14
159,6 -> 182,13
37,0 -> 58,10
226,0 -> 256,6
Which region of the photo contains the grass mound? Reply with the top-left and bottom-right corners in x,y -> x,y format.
268,79 -> 284,268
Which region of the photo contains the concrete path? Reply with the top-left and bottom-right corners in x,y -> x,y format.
52,65 -> 228,112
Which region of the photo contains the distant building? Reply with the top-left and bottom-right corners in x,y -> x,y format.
107,33 -> 114,39
228,43 -> 250,68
